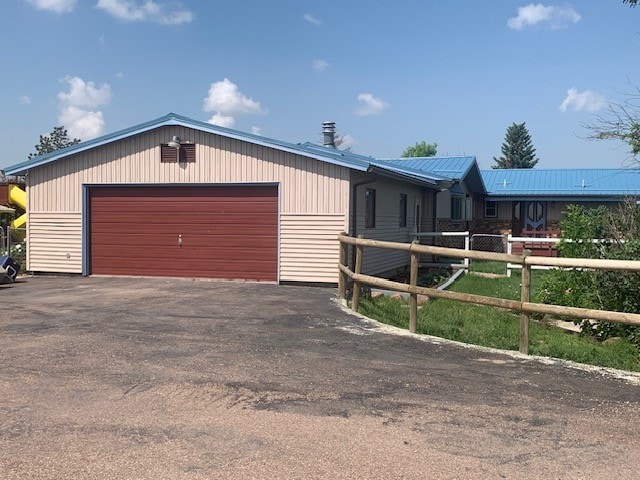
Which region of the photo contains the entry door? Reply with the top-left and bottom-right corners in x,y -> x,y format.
523,201 -> 546,235
414,197 -> 423,233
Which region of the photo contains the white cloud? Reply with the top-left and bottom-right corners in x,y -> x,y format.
96,0 -> 193,25
26,0 -> 76,13
251,126 -> 262,135
19,95 -> 31,105
203,78 -> 265,128
208,114 -> 235,128
559,87 -> 607,113
508,4 -> 581,30
59,106 -> 106,140
58,76 -> 112,108
355,93 -> 390,116
303,13 -> 322,26
312,59 -> 329,71
115,72 -> 124,79
57,76 -> 112,139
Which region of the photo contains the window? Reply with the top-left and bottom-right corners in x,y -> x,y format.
399,194 -> 407,227
365,188 -> 376,228
161,143 -> 196,163
451,196 -> 464,220
484,200 -> 497,218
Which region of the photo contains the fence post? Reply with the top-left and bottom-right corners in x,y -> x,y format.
352,235 -> 364,312
519,249 -> 532,354
338,232 -> 348,302
464,231 -> 470,271
506,234 -> 513,277
409,241 -> 419,333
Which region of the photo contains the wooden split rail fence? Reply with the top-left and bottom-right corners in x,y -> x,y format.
337,233 -> 640,354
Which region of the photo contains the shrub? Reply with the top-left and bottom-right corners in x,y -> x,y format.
537,200 -> 640,346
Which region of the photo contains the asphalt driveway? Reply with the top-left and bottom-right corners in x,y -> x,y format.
1,276 -> 638,479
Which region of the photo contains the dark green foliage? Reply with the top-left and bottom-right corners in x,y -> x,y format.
624,0 -> 637,7
401,141 -> 437,157
492,122 -> 539,169
417,268 -> 450,287
537,201 -> 640,345
29,126 -> 80,159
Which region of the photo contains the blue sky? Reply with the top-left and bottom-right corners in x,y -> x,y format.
1,1 -> 639,171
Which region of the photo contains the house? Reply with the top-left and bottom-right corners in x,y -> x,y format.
4,113 -> 453,283
382,156 -> 640,237
381,156 -> 486,232
480,168 -> 640,236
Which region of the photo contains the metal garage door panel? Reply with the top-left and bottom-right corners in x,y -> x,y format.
90,186 -> 278,281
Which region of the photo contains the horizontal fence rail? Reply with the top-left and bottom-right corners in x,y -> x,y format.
414,230 -> 470,270
337,233 -> 640,355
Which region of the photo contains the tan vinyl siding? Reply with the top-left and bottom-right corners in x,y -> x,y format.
25,126 -> 351,277
280,214 -> 346,283
28,126 -> 350,214
27,213 -> 82,273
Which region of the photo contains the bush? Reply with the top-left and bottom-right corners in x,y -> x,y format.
537,200 -> 640,346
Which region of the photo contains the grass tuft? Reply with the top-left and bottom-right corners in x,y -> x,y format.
358,272 -> 640,372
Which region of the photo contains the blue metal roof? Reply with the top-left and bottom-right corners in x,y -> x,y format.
380,156 -> 486,194
380,156 -> 477,180
5,113 -> 448,187
6,113 -> 375,175
482,169 -> 640,198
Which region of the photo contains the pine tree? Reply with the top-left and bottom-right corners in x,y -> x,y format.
29,126 -> 81,159
492,122 -> 539,169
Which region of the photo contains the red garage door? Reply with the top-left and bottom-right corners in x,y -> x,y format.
89,185 -> 278,281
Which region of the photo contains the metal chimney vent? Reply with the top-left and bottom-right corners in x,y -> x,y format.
322,121 -> 336,148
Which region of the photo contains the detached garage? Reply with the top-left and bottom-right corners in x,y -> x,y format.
6,113 -> 450,283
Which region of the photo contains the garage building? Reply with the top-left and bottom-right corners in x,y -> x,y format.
5,113 -> 451,283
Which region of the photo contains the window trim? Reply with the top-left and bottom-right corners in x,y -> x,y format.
484,200 -> 498,218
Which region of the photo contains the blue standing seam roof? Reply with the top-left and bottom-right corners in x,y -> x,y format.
380,156 -> 477,180
5,113 -> 366,175
481,169 -> 640,197
5,113 -> 452,186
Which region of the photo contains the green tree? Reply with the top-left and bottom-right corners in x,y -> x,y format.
28,126 -> 80,159
492,122 -> 539,169
401,141 -> 437,157
624,0 -> 637,7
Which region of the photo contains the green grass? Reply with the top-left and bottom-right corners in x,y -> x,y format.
468,260 -> 507,275
359,272 -> 640,372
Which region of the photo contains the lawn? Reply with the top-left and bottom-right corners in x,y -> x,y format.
358,271 -> 640,372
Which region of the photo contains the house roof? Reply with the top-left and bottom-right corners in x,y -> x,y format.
5,113 -> 450,188
482,168 -> 640,200
380,156 -> 486,194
